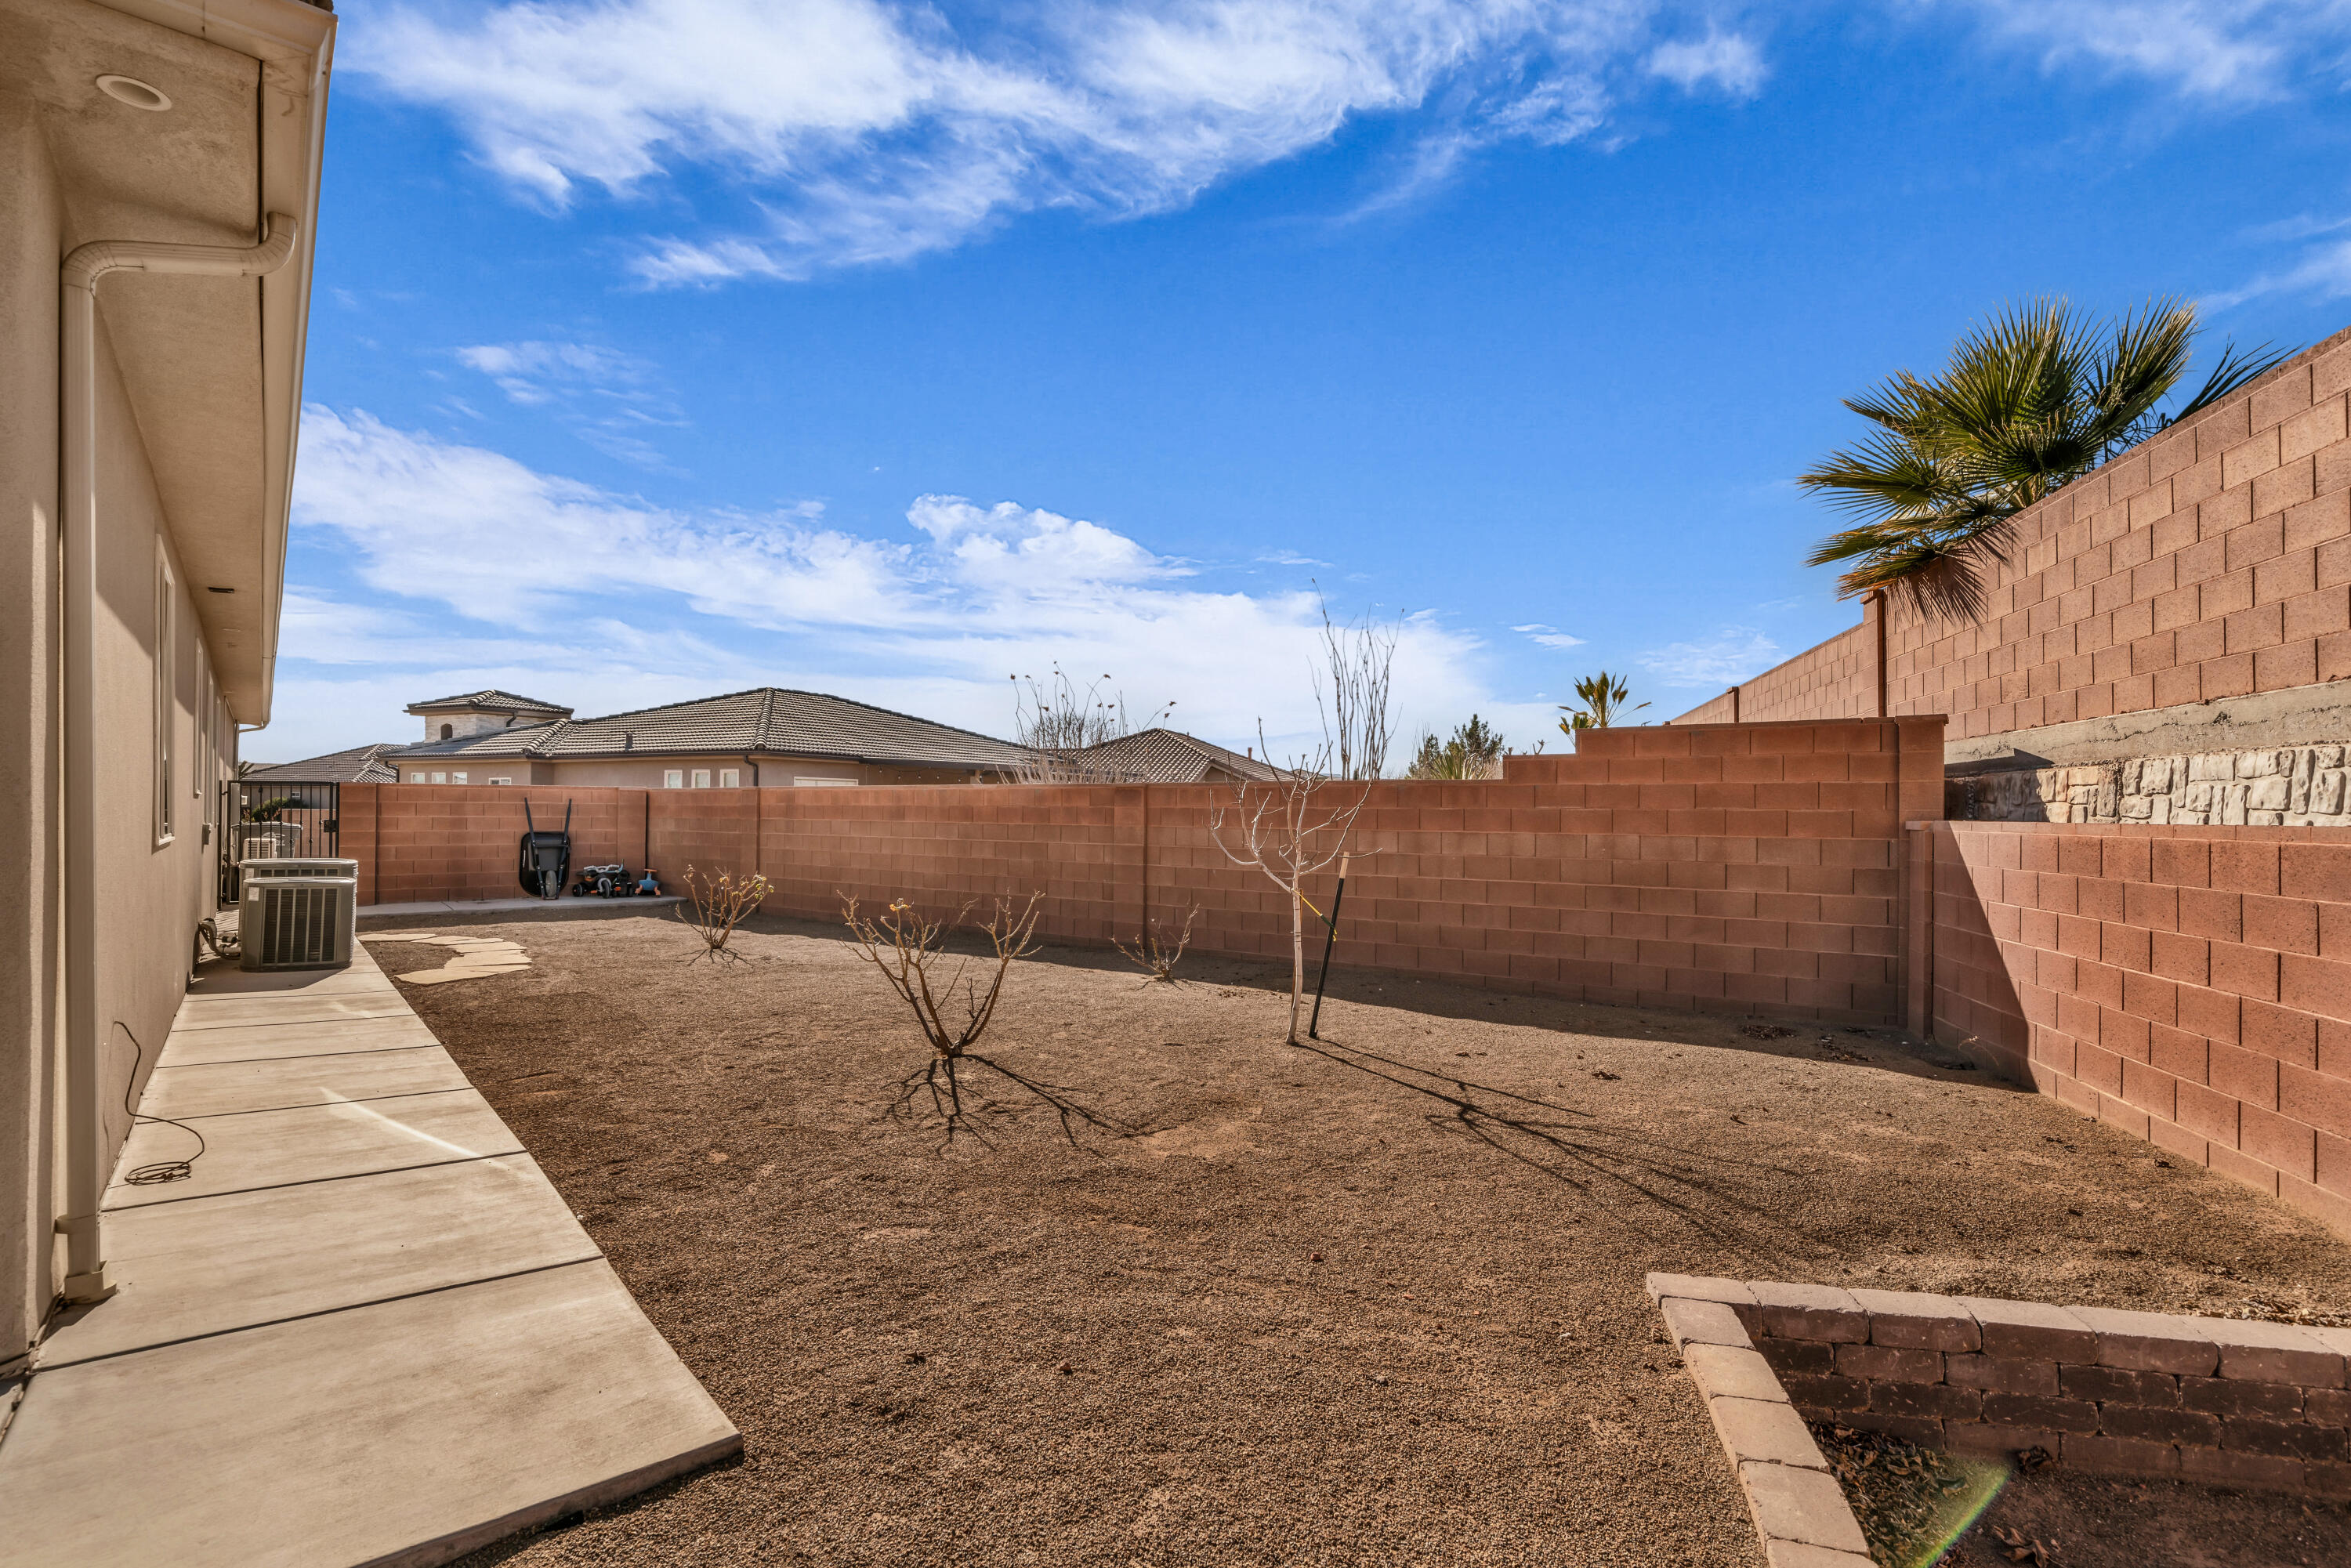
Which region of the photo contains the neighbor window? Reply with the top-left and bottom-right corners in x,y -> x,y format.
409,773 -> 426,784
488,777 -> 512,786
451,771 -> 469,784
664,770 -> 683,789
792,777 -> 857,787
430,772 -> 447,784
691,769 -> 712,789
719,768 -> 740,788
440,723 -> 454,740
154,546 -> 175,845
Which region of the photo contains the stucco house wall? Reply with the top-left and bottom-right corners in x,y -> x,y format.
390,756 -> 983,788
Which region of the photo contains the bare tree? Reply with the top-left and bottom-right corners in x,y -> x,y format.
1006,665 -> 1174,782
1112,906 -> 1201,984
1313,588 -> 1398,780
1209,724 -> 1376,1044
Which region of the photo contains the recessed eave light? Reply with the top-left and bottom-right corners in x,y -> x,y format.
96,74 -> 171,112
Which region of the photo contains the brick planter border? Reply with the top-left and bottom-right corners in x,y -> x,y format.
1649,1273 -> 2351,1523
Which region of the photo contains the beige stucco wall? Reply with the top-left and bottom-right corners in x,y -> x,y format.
0,91 -> 66,1367
0,92 -> 234,1364
387,755 -> 985,789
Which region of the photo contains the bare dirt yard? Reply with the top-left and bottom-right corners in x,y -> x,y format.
375,910 -> 2351,1568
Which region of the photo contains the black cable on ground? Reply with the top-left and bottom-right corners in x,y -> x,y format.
114,1023 -> 205,1186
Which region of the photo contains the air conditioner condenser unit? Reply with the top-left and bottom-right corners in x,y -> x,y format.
241,875 -> 357,972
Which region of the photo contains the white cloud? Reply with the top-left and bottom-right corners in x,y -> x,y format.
2207,227 -> 2351,310
1645,28 -> 1766,98
353,0 -> 1690,282
1512,621 -> 1588,650
1638,625 -> 1779,686
452,339 -> 687,467
1946,1 -> 2351,101
277,406 -> 1501,762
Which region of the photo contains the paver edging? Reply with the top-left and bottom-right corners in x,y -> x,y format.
1644,1274 -> 1875,1567
1648,1273 -> 2351,1516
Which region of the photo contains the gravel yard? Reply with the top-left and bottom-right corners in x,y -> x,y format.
377,910 -> 2351,1567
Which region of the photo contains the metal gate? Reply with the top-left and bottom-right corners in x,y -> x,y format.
217,779 -> 341,906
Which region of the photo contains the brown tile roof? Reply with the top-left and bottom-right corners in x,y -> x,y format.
243,743 -> 404,784
389,687 -> 1028,770
1070,728 -> 1279,783
404,688 -> 574,718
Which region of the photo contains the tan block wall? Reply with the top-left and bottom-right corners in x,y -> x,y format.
353,718 -> 1946,1027
1671,323 -> 2351,744
1929,822 -> 2351,1233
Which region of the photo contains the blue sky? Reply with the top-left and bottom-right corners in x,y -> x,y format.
262,0 -> 2351,766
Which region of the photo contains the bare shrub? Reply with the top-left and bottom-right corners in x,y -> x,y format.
677,864 -> 772,961
842,892 -> 1112,1147
1314,588 -> 1398,780
1112,906 -> 1200,984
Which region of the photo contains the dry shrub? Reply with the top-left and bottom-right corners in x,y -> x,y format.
678,864 -> 773,961
841,892 -> 1113,1148
1112,906 -> 1200,984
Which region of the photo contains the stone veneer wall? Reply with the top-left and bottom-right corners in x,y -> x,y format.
1954,742 -> 2351,825
1650,1274 -> 2351,1497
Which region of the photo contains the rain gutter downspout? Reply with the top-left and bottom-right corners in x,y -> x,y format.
57,214 -> 298,1304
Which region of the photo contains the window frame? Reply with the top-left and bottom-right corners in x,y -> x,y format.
664,770 -> 683,789
154,545 -> 175,846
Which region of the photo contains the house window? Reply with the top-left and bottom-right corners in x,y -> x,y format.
409,773 -> 426,784
792,777 -> 857,787
664,770 -> 683,789
451,771 -> 469,785
154,547 -> 174,844
440,723 -> 454,740
719,768 -> 740,788
691,769 -> 712,789
488,777 -> 512,786
430,772 -> 447,784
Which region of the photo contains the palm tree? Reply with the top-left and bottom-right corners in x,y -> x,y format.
1557,672 -> 1646,735
1800,299 -> 2290,621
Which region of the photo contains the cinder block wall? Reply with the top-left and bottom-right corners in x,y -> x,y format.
350,718 -> 1943,1027
1929,821 -> 2351,1231
1670,324 -> 2351,742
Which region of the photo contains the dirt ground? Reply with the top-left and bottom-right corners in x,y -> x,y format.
370,908 -> 2351,1568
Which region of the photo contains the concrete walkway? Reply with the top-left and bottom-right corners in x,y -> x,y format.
359,894 -> 684,922
0,946 -> 739,1567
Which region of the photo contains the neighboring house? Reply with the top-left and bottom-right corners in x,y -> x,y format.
1067,727 -> 1280,784
387,686 -> 1031,788
0,0 -> 333,1339
243,742 -> 403,784
406,687 -> 573,743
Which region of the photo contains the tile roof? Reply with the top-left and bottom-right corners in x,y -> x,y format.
243,743 -> 403,784
389,687 -> 1030,770
404,688 -> 574,718
1070,728 -> 1279,784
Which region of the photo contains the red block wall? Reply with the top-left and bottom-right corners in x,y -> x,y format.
1669,324 -> 2351,741
1929,822 -> 2351,1231
352,719 -> 1943,1027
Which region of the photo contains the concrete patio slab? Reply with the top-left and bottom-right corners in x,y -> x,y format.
0,947 -> 739,1565
45,1155 -> 597,1367
0,1259 -> 739,1568
155,1012 -> 441,1066
103,1090 -> 520,1210
188,966 -> 401,1000
139,1047 -> 473,1119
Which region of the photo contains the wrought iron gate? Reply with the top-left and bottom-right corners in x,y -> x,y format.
217,779 -> 341,906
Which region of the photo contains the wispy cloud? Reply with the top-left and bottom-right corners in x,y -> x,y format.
1646,28 -> 1766,98
1945,0 -> 2351,102
453,339 -> 688,467
1512,621 -> 1588,650
282,406 -> 1502,759
352,1 -> 1726,284
2206,223 -> 2351,310
1638,625 -> 1778,686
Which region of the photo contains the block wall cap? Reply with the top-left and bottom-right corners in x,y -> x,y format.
1646,1273 -> 1758,1306
1661,1296 -> 1755,1350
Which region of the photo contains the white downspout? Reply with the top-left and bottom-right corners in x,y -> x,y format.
57,214 -> 298,1305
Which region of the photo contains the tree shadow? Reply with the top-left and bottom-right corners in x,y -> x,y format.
886,1048 -> 1129,1155
1286,1032 -> 1844,1269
